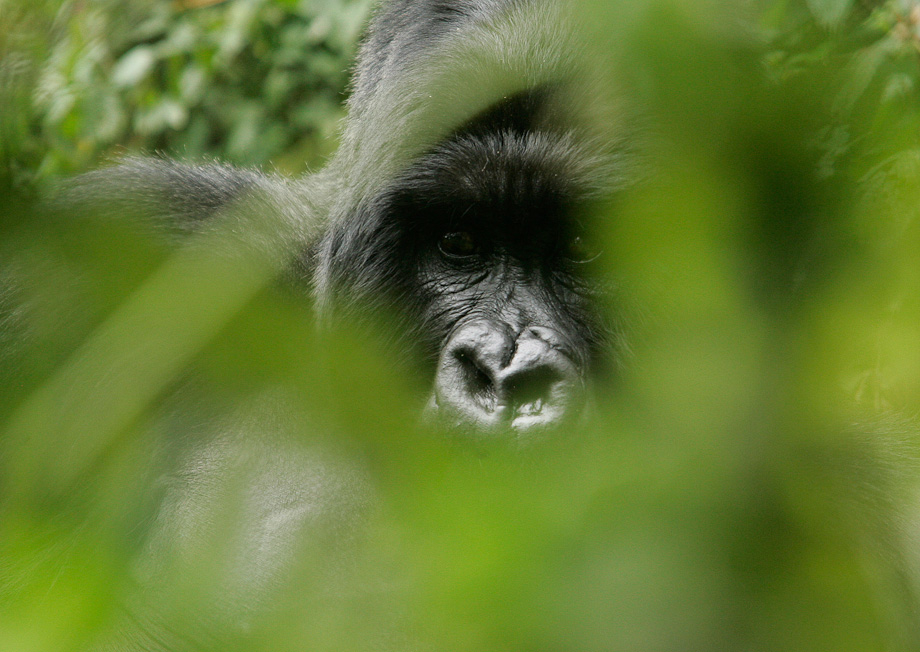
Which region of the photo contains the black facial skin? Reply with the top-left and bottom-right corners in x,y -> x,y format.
315,92 -> 611,434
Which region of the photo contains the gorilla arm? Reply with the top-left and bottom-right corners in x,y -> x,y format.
53,156 -> 327,246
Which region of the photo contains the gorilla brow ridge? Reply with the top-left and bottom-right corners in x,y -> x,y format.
396,129 -> 589,224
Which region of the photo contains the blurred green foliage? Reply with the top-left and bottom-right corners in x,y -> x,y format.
4,0 -> 370,188
2,0 -> 920,651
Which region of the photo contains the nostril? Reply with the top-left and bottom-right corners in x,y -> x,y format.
454,348 -> 498,409
455,348 -> 492,389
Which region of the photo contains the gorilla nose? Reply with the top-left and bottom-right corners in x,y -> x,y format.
430,322 -> 585,433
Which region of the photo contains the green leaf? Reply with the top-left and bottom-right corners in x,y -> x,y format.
112,46 -> 156,88
135,99 -> 188,135
806,0 -> 853,28
179,65 -> 207,104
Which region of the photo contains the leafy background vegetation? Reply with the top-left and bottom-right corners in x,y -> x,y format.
4,0 -> 371,187
2,0 -> 920,651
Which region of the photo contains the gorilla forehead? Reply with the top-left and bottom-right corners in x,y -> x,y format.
392,129 -> 590,232
426,131 -> 580,200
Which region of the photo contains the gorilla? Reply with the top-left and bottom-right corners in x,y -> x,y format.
60,0 -> 619,437
29,0 -> 622,649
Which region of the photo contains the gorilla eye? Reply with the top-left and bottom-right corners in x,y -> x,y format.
564,235 -> 601,263
439,231 -> 478,258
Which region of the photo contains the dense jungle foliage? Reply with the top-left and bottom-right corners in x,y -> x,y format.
2,0 -> 920,650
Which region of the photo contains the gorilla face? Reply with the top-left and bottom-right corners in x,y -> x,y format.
315,92 -> 611,433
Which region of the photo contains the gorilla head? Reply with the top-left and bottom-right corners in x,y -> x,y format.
311,2 -> 617,434
315,91 -> 610,433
